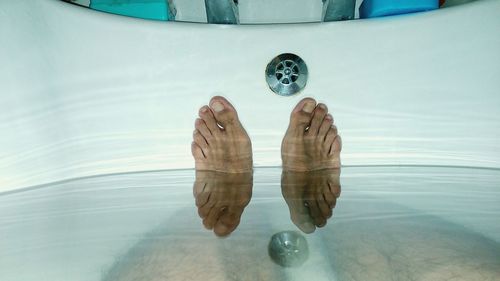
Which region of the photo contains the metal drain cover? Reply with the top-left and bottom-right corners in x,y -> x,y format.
266,53 -> 308,96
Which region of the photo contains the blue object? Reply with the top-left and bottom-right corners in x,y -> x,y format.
90,0 -> 171,21
359,0 -> 439,19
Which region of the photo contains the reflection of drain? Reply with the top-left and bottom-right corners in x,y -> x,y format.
266,53 -> 308,96
268,231 -> 309,267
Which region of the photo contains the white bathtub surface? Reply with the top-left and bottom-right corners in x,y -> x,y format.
1,0 -> 500,192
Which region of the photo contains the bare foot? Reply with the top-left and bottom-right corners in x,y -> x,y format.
281,98 -> 342,171
193,171 -> 253,237
281,169 -> 341,233
191,96 -> 252,173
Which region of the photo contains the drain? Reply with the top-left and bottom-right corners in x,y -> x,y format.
266,53 -> 308,96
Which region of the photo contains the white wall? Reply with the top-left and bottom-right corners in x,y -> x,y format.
0,0 -> 499,192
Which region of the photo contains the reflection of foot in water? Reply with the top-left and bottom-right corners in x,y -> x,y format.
281,98 -> 342,171
101,173 -> 500,281
193,171 -> 253,237
191,96 -> 252,173
281,169 -> 341,233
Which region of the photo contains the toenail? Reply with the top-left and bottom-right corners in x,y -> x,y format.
319,104 -> 327,110
193,129 -> 198,134
211,101 -> 224,112
201,107 -> 208,113
325,114 -> 332,120
303,101 -> 315,113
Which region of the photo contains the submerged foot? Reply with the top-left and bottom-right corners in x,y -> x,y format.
193,171 -> 253,237
281,169 -> 341,233
191,96 -> 252,173
281,98 -> 342,171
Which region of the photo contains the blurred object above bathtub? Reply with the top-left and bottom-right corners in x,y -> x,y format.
441,0 -> 477,7
64,0 -> 90,6
62,0 -> 480,22
359,0 -> 439,19
322,0 -> 356,21
205,0 -> 239,24
89,0 -> 176,21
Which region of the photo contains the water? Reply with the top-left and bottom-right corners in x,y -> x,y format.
1,166 -> 499,281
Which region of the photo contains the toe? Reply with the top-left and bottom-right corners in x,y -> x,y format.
213,206 -> 242,237
318,114 -> 333,140
328,180 -> 341,198
306,199 -> 326,227
289,98 -> 316,131
308,103 -> 328,136
293,213 -> 315,234
193,173 -> 210,198
195,118 -> 213,144
193,180 -> 204,198
203,206 -> 224,230
198,203 -> 212,219
323,190 -> 336,209
323,126 -> 338,155
199,106 -> 220,135
193,130 -> 208,149
317,193 -> 333,219
209,96 -> 240,130
330,135 -> 342,156
195,186 -> 210,208
288,199 -> 315,234
292,98 -> 317,114
191,141 -> 205,159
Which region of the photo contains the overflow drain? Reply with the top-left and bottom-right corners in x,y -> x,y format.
266,53 -> 308,96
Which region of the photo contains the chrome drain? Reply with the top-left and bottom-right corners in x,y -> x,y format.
266,53 -> 308,96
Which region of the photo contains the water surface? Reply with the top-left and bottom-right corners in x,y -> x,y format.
1,166 -> 499,281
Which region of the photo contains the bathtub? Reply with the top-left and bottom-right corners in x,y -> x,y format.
1,2 -> 500,280
1,0 -> 500,193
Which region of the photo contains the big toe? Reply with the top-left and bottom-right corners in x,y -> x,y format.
308,103 -> 328,136
209,96 -> 240,129
294,214 -> 316,234
289,200 -> 316,234
289,98 -> 317,131
213,207 -> 242,237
